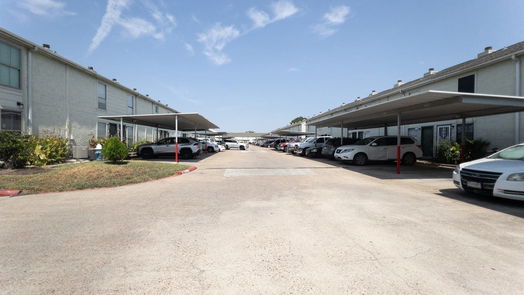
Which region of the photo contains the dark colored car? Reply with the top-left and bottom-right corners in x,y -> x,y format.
321,137 -> 359,159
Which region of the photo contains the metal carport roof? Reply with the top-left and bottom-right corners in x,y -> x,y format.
99,113 -> 219,131
273,130 -> 315,136
307,90 -> 524,174
309,90 -> 524,129
99,113 -> 219,163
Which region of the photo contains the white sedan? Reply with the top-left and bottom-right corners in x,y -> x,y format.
453,143 -> 524,201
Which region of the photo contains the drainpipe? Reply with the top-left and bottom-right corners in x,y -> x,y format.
26,47 -> 35,135
513,54 -> 522,144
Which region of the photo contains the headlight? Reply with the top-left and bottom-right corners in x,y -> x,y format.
454,166 -> 460,174
507,173 -> 524,181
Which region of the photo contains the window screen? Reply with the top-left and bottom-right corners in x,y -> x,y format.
0,110 -> 21,131
458,75 -> 475,93
98,83 -> 107,110
456,123 -> 474,144
0,41 -> 21,88
127,95 -> 134,115
97,122 -> 106,138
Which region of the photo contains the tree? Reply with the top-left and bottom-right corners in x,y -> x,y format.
290,116 -> 306,125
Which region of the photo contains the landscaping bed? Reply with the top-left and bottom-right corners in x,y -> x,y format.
0,161 -> 190,194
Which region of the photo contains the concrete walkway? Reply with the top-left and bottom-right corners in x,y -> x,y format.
1,146 -> 523,294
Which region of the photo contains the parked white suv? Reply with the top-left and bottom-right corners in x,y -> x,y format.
453,143 -> 524,201
334,136 -> 422,165
138,137 -> 201,159
294,136 -> 331,156
224,139 -> 248,150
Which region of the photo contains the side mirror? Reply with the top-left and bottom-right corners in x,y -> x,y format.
371,142 -> 378,147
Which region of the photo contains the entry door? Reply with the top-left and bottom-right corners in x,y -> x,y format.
421,126 -> 434,158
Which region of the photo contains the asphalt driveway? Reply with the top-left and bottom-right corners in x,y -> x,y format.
1,146 -> 523,294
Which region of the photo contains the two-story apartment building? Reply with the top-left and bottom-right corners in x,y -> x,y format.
0,27 -> 176,157
274,42 -> 524,157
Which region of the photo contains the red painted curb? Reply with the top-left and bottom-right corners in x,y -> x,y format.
176,166 -> 198,175
0,190 -> 21,197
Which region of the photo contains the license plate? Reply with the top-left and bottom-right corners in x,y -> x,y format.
466,181 -> 482,189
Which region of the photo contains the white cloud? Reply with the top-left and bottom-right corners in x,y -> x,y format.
198,0 -> 298,65
184,42 -> 194,55
89,0 -> 131,52
247,0 -> 298,29
247,8 -> 271,29
287,67 -> 300,72
89,0 -> 176,53
272,0 -> 299,21
312,5 -> 350,37
197,23 -> 240,65
18,0 -> 75,17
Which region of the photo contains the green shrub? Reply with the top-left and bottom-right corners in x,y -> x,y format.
437,140 -> 461,164
464,139 -> 490,161
0,131 -> 31,168
102,137 -> 128,162
26,135 -> 69,166
130,140 -> 152,153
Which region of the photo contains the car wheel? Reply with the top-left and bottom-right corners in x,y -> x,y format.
402,152 -> 416,166
225,145 -> 230,150
353,153 -> 368,166
240,146 -> 245,150
207,146 -> 214,153
141,148 -> 154,159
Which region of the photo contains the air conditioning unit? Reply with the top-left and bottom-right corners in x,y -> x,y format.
72,146 -> 88,159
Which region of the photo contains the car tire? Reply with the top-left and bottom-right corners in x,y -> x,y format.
402,152 -> 416,166
225,145 -> 230,150
141,148 -> 154,159
240,146 -> 245,150
353,153 -> 368,166
207,146 -> 214,153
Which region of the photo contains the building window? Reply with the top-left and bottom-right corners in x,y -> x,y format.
0,110 -> 22,131
97,122 -> 107,138
127,95 -> 135,115
155,105 -> 159,113
97,82 -> 107,110
0,41 -> 21,89
108,123 -> 118,137
126,126 -> 134,146
458,75 -> 475,93
456,123 -> 474,144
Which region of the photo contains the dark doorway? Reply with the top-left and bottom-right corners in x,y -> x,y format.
421,126 -> 434,158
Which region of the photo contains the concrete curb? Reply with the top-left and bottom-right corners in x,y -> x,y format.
0,190 -> 21,197
176,166 -> 198,175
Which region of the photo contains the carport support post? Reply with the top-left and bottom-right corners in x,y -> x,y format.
119,117 -> 124,141
460,117 -> 466,163
175,115 -> 179,163
396,113 -> 401,174
340,121 -> 344,145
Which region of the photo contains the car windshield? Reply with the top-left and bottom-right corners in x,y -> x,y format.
304,137 -> 315,143
488,144 -> 524,160
354,137 -> 376,145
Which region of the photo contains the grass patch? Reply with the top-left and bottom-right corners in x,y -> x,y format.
0,161 -> 190,194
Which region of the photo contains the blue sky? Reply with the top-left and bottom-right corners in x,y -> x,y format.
1,0 -> 524,132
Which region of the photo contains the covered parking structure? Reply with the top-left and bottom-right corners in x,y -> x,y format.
308,90 -> 524,173
99,113 -> 219,162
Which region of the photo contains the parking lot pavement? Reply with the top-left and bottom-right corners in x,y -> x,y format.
1,146 -> 524,294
